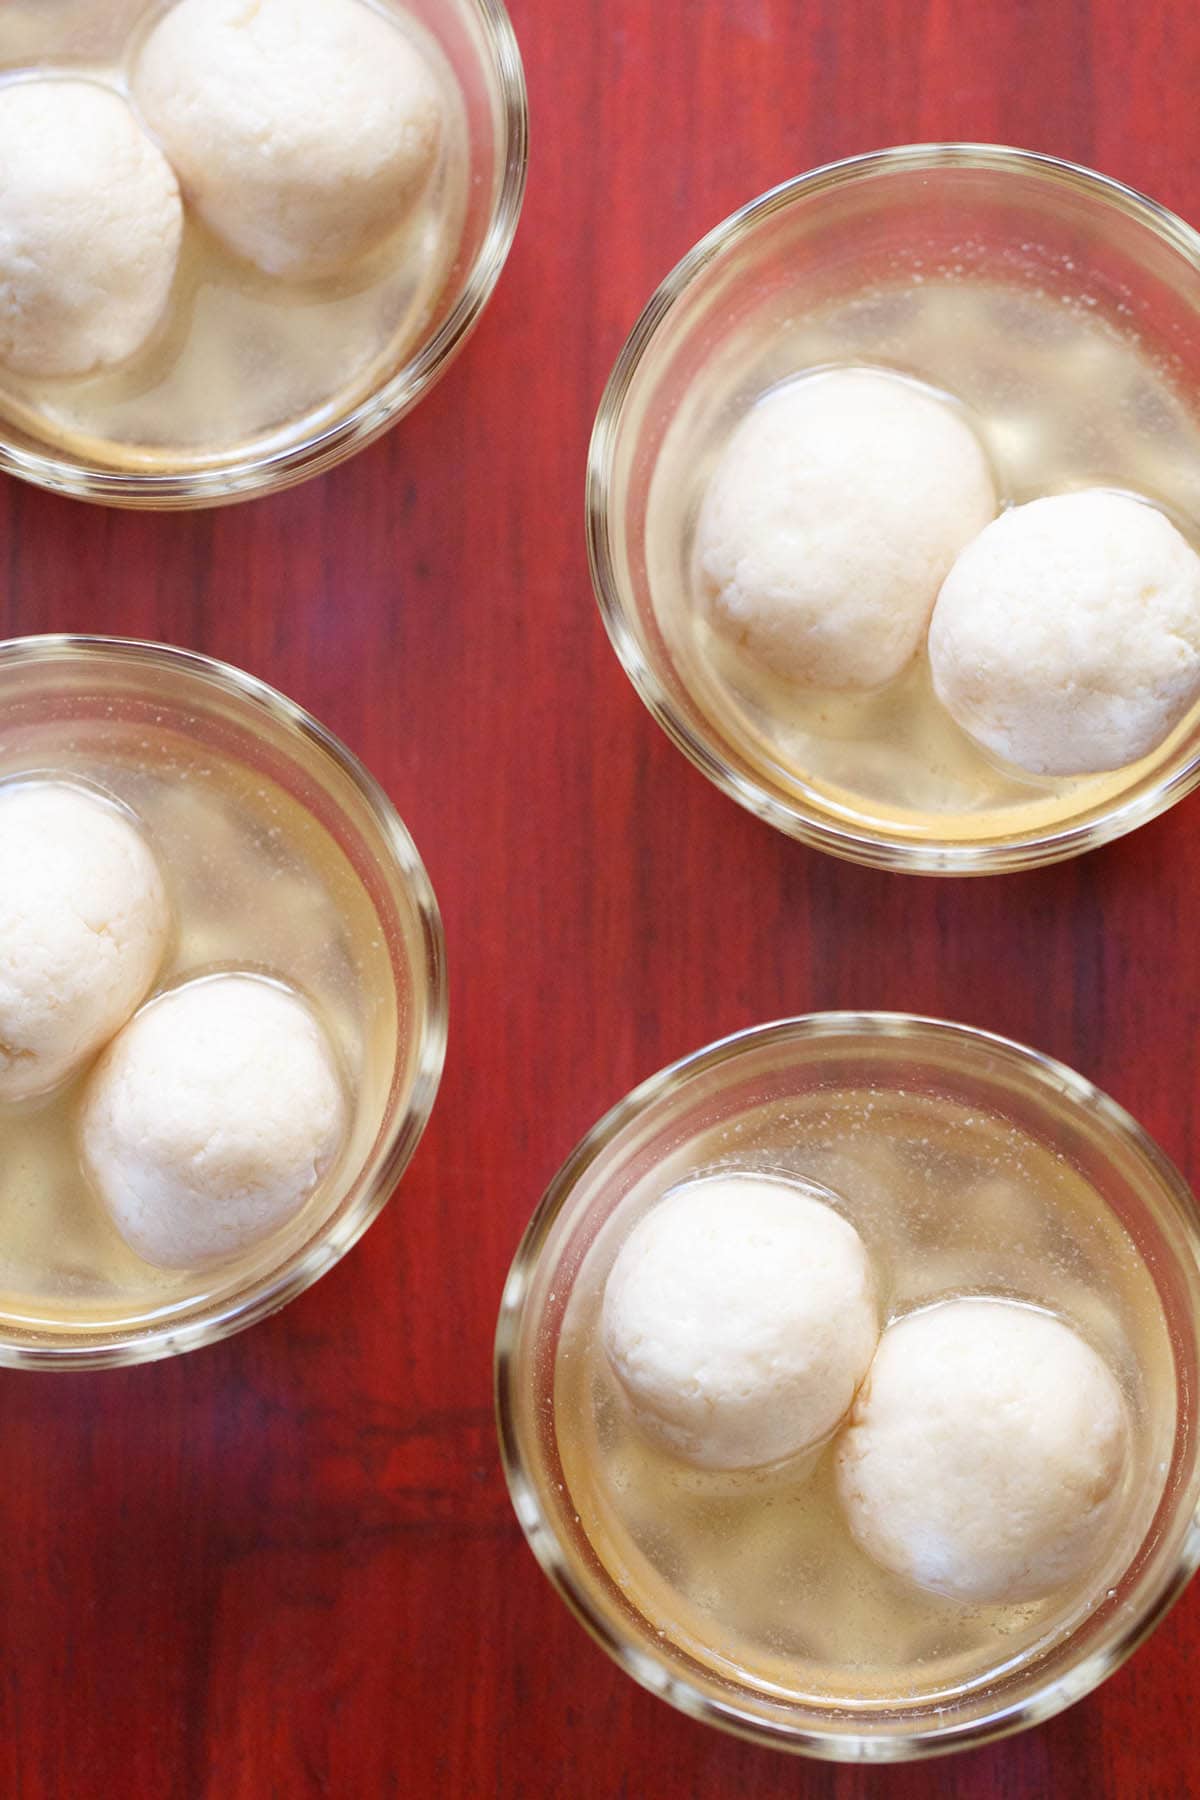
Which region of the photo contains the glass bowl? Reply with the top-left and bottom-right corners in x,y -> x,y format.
495,1014 -> 1200,1760
0,635 -> 447,1366
587,144 -> 1200,873
0,0 -> 527,508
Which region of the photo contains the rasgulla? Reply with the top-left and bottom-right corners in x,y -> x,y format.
695,368 -> 997,689
81,973 -> 347,1269
929,489 -> 1200,776
0,782 -> 169,1103
602,1174 -> 879,1470
835,1299 -> 1131,1604
0,80 -> 182,378
133,0 -> 444,281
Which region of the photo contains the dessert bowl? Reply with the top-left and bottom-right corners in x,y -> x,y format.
0,636 -> 447,1366
496,1014 -> 1200,1759
0,0 -> 527,507
588,145 -> 1200,872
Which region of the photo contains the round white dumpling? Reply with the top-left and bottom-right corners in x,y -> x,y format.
0,79 -> 182,379
929,490 -> 1200,776
81,974 -> 347,1269
835,1299 -> 1130,1604
134,0 -> 444,281
602,1174 -> 878,1470
0,782 -> 169,1102
695,368 -> 997,689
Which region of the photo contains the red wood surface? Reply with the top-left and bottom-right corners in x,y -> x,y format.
3,1 -> 1200,1794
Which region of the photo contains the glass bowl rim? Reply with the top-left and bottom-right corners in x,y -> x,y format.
0,0 -> 529,509
585,141 -> 1200,875
0,632 -> 449,1368
494,1009 -> 1200,1760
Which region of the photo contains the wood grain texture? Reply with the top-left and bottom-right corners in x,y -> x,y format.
3,0 -> 1200,1793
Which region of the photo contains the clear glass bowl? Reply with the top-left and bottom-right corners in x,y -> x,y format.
587,144 -> 1200,873
0,0 -> 527,508
0,636 -> 447,1366
495,1014 -> 1200,1760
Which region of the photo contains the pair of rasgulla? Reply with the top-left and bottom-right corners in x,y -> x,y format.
697,367 -> 1200,776
0,781 -> 344,1269
0,0 -> 442,379
602,1173 -> 1130,1605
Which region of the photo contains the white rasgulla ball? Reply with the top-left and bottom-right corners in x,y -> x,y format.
0,79 -> 182,379
602,1174 -> 878,1470
81,974 -> 347,1269
929,489 -> 1200,776
0,783 -> 169,1103
835,1299 -> 1130,1604
134,0 -> 444,281
695,368 -> 997,689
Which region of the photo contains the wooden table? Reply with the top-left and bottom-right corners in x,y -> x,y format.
3,0 -> 1198,1793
